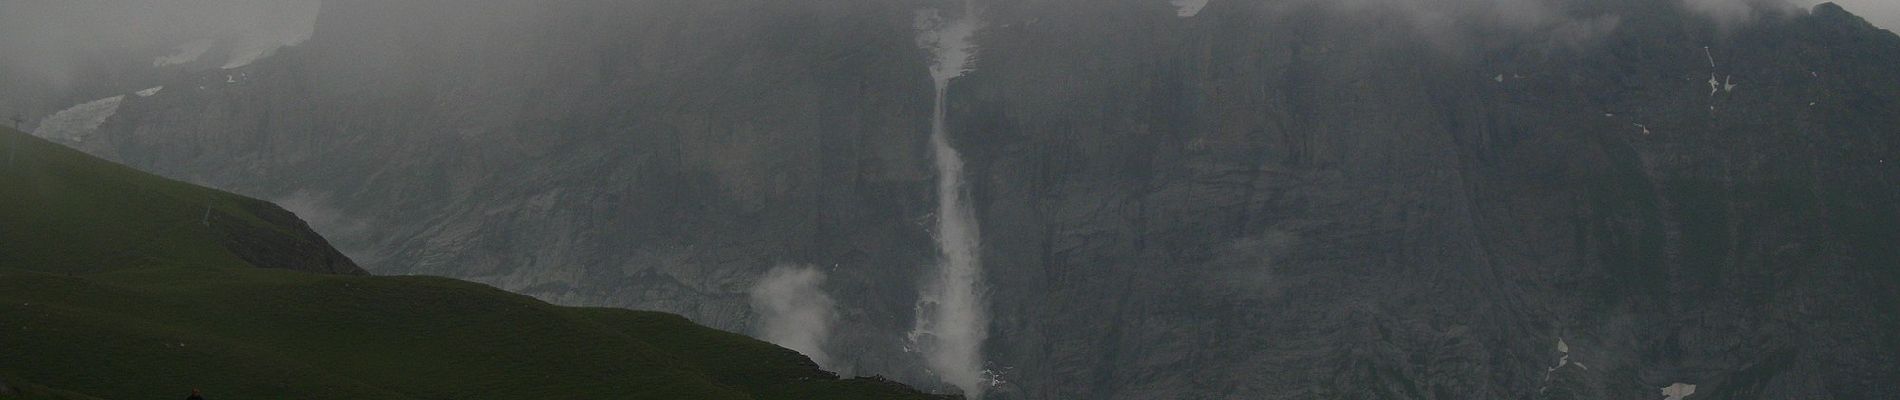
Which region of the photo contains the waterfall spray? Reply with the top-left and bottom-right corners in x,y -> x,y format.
909,1 -> 990,398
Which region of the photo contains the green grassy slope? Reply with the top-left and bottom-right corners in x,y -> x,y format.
0,127 -> 945,400
0,126 -> 361,276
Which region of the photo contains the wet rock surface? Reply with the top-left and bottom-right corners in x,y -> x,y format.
61,0 -> 1900,398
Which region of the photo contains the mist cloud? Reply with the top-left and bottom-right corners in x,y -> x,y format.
0,0 -> 318,90
1682,0 -> 1802,27
1678,0 -> 1900,31
1271,0 -> 1627,51
749,264 -> 840,371
1260,0 -> 1893,52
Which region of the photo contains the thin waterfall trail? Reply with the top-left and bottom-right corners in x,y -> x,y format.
908,0 -> 990,398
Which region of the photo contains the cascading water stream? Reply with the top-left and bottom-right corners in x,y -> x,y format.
908,1 -> 990,398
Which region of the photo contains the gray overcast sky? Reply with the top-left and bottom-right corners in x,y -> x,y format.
0,0 -> 1890,94
1815,0 -> 1900,29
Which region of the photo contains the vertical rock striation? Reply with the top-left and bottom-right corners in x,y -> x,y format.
61,0 -> 1900,398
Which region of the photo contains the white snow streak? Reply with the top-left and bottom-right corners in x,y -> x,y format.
1171,0 -> 1210,17
222,39 -> 280,69
1662,383 -> 1697,400
32,96 -> 125,142
153,39 -> 215,67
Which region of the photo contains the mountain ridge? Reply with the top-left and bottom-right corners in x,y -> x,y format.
0,125 -> 948,400
32,0 -> 1900,398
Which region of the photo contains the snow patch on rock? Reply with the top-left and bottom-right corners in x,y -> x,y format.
32,96 -> 125,142
1171,0 -> 1209,17
1661,383 -> 1696,400
223,39 -> 283,69
154,39 -> 216,67
1539,338 -> 1580,393
221,0 -> 321,69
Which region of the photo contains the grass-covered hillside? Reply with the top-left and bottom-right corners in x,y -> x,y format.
0,126 -> 947,400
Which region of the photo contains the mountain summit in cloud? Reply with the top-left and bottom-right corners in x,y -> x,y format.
4,0 -> 1896,399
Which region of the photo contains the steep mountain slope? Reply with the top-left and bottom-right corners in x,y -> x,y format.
952,1 -> 1899,398
0,0 -> 320,150
1,122 -> 362,276
72,0 -> 950,385
0,126 -> 945,400
52,0 -> 1900,399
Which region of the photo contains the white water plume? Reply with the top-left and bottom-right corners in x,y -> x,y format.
909,1 -> 991,398
750,265 -> 839,370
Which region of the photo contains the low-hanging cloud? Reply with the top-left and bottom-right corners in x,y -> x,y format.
1682,0 -> 1802,27
1280,0 -> 1627,51
0,0 -> 318,90
749,264 -> 840,371
1679,0 -> 1900,31
1272,0 -> 1888,52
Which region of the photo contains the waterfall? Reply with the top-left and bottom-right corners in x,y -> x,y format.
908,1 -> 990,398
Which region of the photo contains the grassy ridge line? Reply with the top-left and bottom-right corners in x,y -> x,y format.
0,126 -> 359,276
575,308 -> 947,399
0,267 -> 743,399
0,126 -> 947,399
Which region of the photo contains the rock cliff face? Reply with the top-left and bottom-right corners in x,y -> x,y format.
955,1 -> 1898,398
65,0 -> 1898,398
83,0 -> 947,383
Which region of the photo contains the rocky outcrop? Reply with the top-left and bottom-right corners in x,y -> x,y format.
69,0 -> 1899,398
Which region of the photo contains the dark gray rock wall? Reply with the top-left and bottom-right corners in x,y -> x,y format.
958,1 -> 1898,398
90,0 -> 950,384
72,0 -> 1899,398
